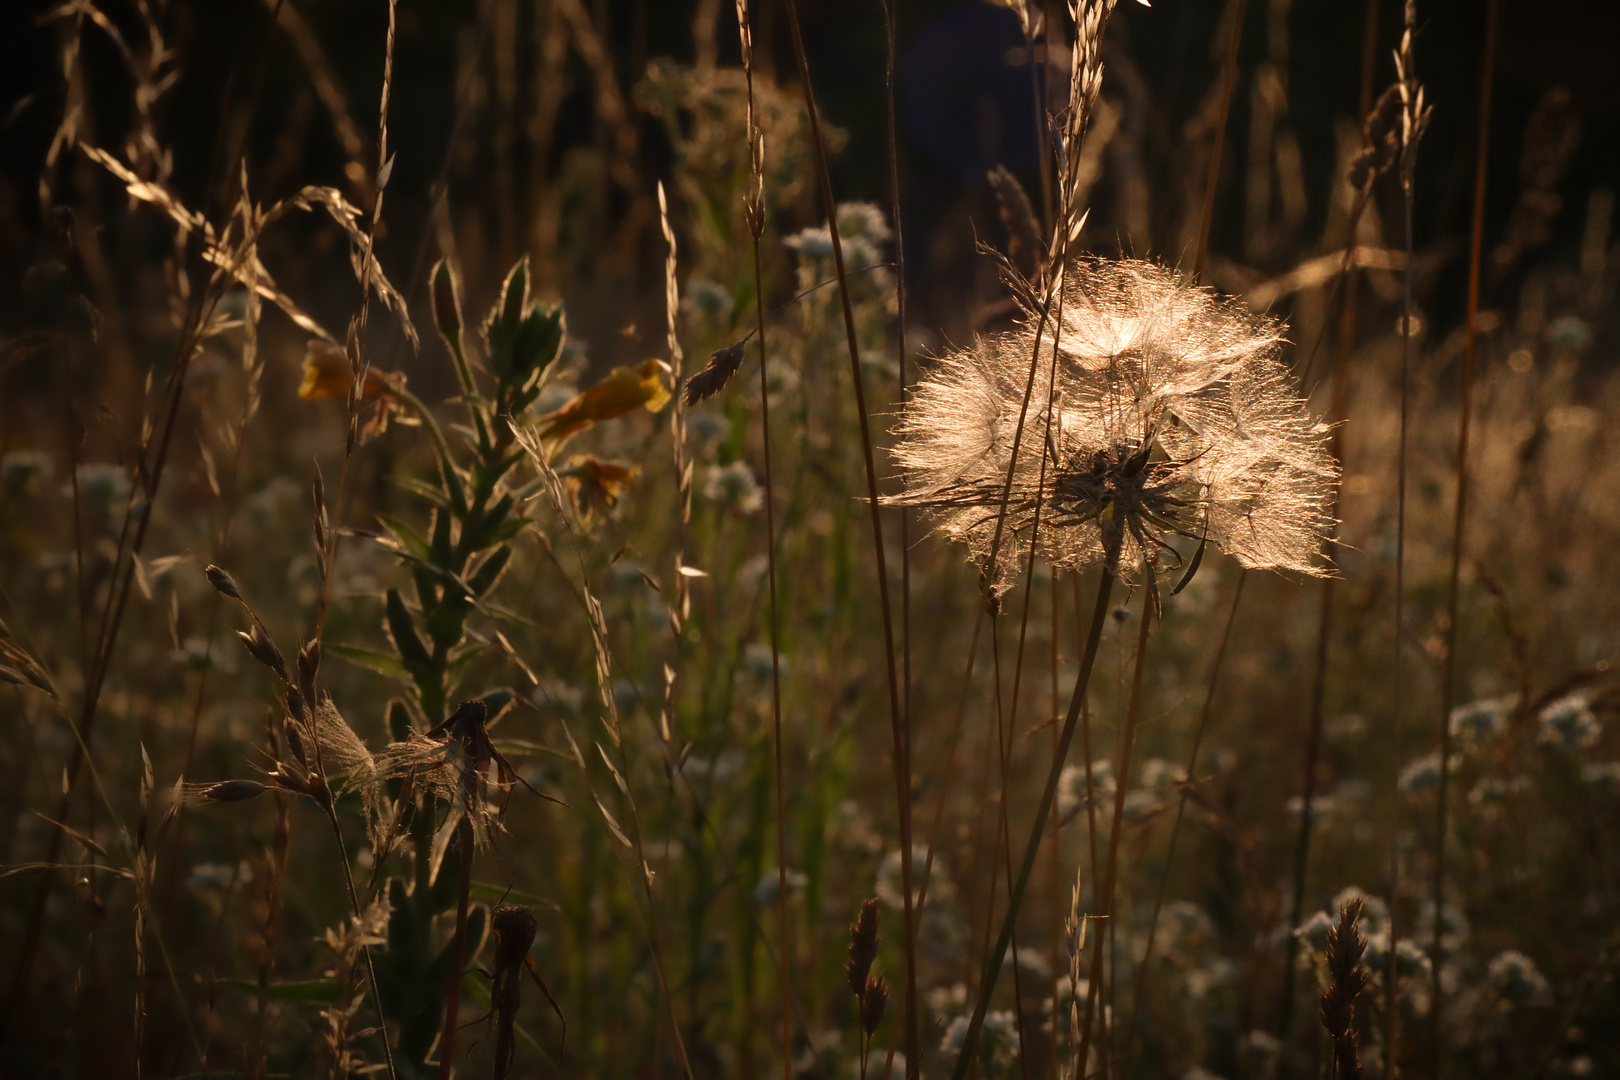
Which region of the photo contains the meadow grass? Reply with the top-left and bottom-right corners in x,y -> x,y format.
1,1 -> 1617,1078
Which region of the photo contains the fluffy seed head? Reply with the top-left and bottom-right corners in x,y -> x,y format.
887,258 -> 1339,593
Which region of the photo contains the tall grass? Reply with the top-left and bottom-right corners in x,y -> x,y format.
1,2 -> 1617,1078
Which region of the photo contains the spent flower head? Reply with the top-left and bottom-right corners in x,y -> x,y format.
887,258 -> 1338,593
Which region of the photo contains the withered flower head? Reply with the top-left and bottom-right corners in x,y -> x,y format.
532,359 -> 671,447
887,258 -> 1338,594
297,341 -> 403,401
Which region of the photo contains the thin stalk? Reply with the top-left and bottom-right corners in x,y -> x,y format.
1432,3 -> 1497,1071
950,545 -> 1119,1080
1126,571 -> 1247,1053
877,7 -> 917,1026
753,169 -> 793,1080
1192,0 -> 1248,284
436,815 -> 474,1080
1278,0 -> 1381,1056
1390,4 -> 1424,1065
1050,571 -> 1063,1080
1074,589 -> 1152,1080
989,620 -> 1033,1067
781,6 -> 917,1074
879,604 -> 991,1080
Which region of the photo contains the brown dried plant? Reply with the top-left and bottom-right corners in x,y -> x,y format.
1319,898 -> 1371,1080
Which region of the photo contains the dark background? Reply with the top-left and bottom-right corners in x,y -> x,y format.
1,0 -> 1617,391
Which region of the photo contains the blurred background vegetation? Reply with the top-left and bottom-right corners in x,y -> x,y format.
1,0 -> 1618,1077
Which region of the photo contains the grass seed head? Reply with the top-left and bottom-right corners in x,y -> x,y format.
845,897 -> 881,997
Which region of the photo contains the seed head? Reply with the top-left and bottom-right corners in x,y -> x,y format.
887,258 -> 1338,593
860,973 -> 889,1038
845,898 -> 881,997
205,564 -> 241,600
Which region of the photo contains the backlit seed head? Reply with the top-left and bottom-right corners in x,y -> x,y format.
886,258 -> 1338,593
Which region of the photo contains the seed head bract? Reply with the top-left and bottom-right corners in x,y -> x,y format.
887,258 -> 1338,594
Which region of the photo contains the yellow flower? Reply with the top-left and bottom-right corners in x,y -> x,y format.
533,359 -> 670,445
297,342 -> 401,400
557,455 -> 641,520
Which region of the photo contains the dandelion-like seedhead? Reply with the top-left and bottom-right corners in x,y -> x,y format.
887,259 -> 1338,593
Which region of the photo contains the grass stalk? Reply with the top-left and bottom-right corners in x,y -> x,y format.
733,2 -> 794,1069
781,5 -> 917,1074
1431,1 -> 1497,1070
1278,0 -> 1381,1055
950,541 -> 1119,1080
988,619 -> 1033,1066
1074,586 -> 1152,1080
1192,0 -> 1248,284
1389,6 -> 1426,1068
435,815 -> 475,1080
877,12 -> 918,1047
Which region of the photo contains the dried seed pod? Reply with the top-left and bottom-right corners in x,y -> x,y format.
845,897 -> 881,997
270,761 -> 311,796
297,639 -> 320,700
488,904 -> 565,1077
307,772 -> 333,812
237,624 -> 289,681
202,779 -> 267,803
205,564 -> 241,600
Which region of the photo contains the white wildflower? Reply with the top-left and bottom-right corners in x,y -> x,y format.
1537,694 -> 1601,750
1486,949 -> 1551,1008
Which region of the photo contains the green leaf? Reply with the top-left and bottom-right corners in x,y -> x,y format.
513,305 -> 564,380
469,880 -> 559,910
425,600 -> 468,653
493,739 -> 568,761
327,643 -> 410,678
385,589 -> 432,669
441,459 -> 469,519
468,546 -> 512,597
430,508 -> 453,566
378,514 -> 434,563
387,699 -> 415,742
481,687 -> 515,723
484,515 -> 528,548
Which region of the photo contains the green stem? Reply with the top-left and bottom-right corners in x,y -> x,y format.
950,545 -> 1118,1080
436,814 -> 474,1080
